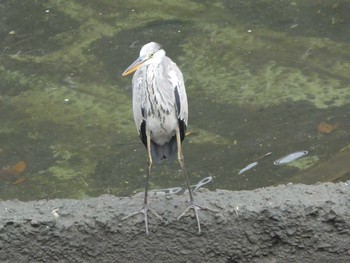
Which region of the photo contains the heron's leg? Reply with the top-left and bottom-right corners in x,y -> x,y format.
122,131 -> 162,235
176,127 -> 204,234
143,131 -> 153,206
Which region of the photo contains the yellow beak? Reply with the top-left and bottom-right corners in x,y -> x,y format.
122,56 -> 147,76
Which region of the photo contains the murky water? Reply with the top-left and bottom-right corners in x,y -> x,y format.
1,0 -> 350,201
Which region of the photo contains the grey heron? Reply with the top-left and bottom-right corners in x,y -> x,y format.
122,42 -> 204,234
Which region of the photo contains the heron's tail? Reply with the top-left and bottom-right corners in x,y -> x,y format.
151,136 -> 177,163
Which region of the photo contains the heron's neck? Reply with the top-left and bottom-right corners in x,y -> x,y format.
150,49 -> 166,64
141,50 -> 166,69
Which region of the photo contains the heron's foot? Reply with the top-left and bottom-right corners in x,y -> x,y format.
177,202 -> 213,234
122,204 -> 162,235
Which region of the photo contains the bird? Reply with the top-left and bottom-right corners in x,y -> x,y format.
122,42 -> 204,235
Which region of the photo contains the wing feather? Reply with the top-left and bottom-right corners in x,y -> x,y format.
132,67 -> 148,146
165,58 -> 188,125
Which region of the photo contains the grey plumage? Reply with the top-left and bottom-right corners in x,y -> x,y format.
122,42 -> 206,235
130,42 -> 188,162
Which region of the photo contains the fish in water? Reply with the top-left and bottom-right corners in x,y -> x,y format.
274,151 -> 308,165
238,161 -> 258,175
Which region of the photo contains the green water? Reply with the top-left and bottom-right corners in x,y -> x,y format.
1,0 -> 350,201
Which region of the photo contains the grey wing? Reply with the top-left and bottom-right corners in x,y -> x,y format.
165,58 -> 188,125
163,58 -> 188,142
132,68 -> 148,145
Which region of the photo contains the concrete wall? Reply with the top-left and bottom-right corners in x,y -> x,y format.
1,182 -> 350,262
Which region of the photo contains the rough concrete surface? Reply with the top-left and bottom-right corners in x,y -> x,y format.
1,182 -> 350,263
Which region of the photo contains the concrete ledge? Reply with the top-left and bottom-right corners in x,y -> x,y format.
1,181 -> 350,262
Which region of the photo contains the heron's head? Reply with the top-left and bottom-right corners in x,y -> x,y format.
122,42 -> 165,76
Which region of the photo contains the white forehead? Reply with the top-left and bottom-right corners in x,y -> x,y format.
140,42 -> 162,56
